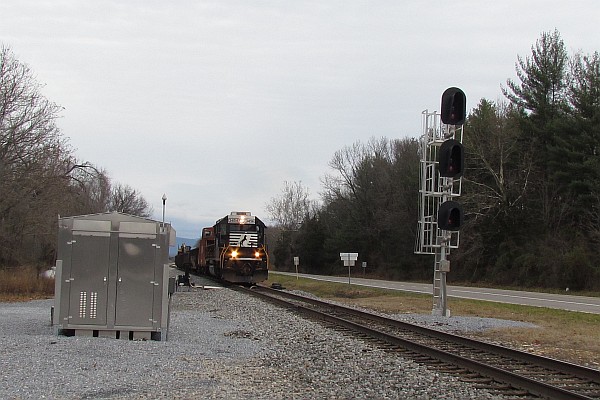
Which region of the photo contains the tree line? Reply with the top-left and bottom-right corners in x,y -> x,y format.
0,46 -> 151,268
267,30 -> 600,291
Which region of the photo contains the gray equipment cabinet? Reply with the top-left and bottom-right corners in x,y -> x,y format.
53,212 -> 175,341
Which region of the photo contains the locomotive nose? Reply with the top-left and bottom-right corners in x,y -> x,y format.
241,262 -> 253,276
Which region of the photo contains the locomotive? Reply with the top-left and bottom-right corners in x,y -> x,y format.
175,211 -> 269,284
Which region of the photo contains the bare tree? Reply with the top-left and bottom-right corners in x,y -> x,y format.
65,160 -> 111,214
265,181 -> 312,230
107,183 -> 152,217
463,99 -> 535,219
0,45 -> 155,266
0,45 -> 68,265
316,137 -> 422,274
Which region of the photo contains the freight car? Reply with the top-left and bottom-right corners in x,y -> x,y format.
175,211 -> 269,284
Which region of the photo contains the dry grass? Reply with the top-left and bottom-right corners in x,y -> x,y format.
0,266 -> 54,301
265,274 -> 600,370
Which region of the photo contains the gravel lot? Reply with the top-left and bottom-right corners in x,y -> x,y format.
0,274 -> 531,399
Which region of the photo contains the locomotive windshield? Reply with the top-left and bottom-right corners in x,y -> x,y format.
229,224 -> 260,232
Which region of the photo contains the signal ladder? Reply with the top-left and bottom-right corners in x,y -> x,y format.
415,109 -> 464,316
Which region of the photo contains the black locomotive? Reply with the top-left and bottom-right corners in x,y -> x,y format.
175,211 -> 269,284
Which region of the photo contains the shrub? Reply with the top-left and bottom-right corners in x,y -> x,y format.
0,266 -> 54,300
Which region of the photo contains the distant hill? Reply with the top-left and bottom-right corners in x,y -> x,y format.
170,237 -> 198,257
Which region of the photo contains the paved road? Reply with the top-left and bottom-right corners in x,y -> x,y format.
271,271 -> 600,314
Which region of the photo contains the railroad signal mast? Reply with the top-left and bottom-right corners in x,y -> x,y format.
415,87 -> 466,317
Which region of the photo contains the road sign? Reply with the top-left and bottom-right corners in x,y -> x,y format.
340,253 -> 359,284
340,253 -> 358,261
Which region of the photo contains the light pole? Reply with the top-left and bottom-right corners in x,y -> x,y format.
161,193 -> 167,231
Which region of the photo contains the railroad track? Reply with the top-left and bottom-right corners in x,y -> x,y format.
235,284 -> 600,400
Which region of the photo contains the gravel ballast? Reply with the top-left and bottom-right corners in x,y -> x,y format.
0,275 -> 529,399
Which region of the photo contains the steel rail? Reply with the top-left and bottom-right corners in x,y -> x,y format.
238,285 -> 599,400
261,286 -> 600,382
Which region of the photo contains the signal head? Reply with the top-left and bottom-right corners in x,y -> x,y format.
441,87 -> 466,126
438,139 -> 465,178
437,201 -> 464,231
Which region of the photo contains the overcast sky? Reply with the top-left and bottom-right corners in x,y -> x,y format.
1,1 -> 598,238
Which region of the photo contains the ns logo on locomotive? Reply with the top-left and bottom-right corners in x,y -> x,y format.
175,212 -> 269,284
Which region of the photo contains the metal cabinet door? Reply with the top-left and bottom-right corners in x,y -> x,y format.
115,237 -> 157,327
67,234 -> 110,326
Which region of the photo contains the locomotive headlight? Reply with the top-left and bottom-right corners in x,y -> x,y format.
231,250 -> 238,258
254,251 -> 260,258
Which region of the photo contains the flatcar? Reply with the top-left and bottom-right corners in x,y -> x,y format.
175,211 -> 269,284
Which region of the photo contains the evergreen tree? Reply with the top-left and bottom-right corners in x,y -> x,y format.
503,30 -> 571,230
565,52 -> 600,208
503,29 -> 569,129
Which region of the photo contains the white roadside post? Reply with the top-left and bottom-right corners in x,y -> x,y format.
161,193 -> 167,233
293,256 -> 300,280
340,253 -> 359,284
362,261 -> 367,277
